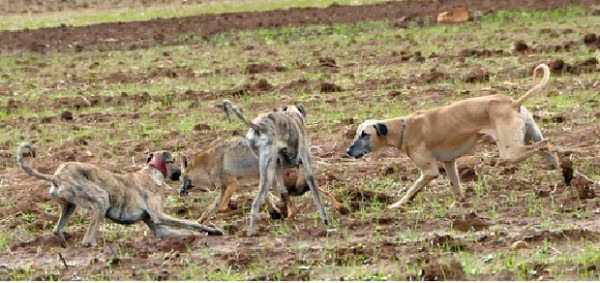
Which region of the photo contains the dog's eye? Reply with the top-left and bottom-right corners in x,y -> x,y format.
282,106 -> 288,111
360,132 -> 369,138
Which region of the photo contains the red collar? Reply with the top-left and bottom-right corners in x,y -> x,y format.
148,156 -> 167,178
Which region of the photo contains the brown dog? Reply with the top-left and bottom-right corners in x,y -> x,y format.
347,63 -> 559,209
16,142 -> 223,247
178,134 -> 348,223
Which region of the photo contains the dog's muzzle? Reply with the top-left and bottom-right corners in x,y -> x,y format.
346,146 -> 367,159
170,168 -> 181,181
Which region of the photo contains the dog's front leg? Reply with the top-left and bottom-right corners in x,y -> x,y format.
299,152 -> 330,226
389,160 -> 439,209
443,161 -> 464,203
198,186 -> 227,223
274,160 -> 296,219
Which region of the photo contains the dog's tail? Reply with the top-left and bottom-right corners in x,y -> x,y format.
16,142 -> 60,186
223,99 -> 260,132
514,63 -> 551,107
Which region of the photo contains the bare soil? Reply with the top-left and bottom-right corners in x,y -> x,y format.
0,0 -> 599,53
1,0 -> 600,280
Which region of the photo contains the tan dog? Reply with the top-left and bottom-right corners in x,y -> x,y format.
178,134 -> 348,223
16,142 -> 223,247
347,63 -> 559,209
223,100 -> 330,236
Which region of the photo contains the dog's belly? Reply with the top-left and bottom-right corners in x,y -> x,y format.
432,138 -> 477,161
105,207 -> 148,225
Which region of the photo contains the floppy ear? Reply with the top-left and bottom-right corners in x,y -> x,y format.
296,104 -> 306,118
161,151 -> 173,160
146,153 -> 154,163
374,123 -> 388,136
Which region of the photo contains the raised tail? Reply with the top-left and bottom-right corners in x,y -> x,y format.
16,142 -> 60,186
222,99 -> 260,132
514,63 -> 551,107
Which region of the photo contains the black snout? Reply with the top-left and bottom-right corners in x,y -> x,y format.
346,146 -> 366,159
170,168 -> 181,181
179,178 -> 192,196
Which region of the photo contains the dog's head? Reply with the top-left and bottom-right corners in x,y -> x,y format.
278,104 -> 306,125
346,120 -> 388,159
146,151 -> 181,181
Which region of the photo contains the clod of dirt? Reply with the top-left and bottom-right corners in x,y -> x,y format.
561,159 -> 574,185
193,123 -> 211,131
245,62 -> 286,74
462,67 -> 490,83
593,10 -> 600,16
320,82 -> 343,93
583,33 -> 597,45
255,78 -> 272,91
419,69 -> 446,83
572,57 -> 598,74
437,6 -> 469,24
428,234 -> 469,253
409,259 -> 466,280
547,59 -> 572,74
318,57 -> 337,68
511,240 -> 530,250
452,217 -> 491,232
60,111 -> 73,120
541,115 -> 566,124
569,172 -> 598,200
513,40 -> 529,53
346,188 -> 393,204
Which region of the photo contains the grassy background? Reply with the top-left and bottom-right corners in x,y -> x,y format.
1,3 -> 599,280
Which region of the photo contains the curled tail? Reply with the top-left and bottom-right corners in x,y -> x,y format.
514,63 -> 551,107
17,142 -> 60,186
223,99 -> 260,132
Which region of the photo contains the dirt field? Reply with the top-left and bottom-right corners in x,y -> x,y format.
1,0 -> 600,280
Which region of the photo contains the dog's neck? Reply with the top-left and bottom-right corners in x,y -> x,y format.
381,117 -> 407,150
147,156 -> 167,179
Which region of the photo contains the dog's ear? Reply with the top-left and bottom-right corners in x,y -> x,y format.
146,153 -> 154,163
161,151 -> 173,160
374,123 -> 388,136
296,104 -> 306,118
181,156 -> 188,169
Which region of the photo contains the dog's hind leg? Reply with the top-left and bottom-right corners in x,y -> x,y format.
150,210 -> 223,236
54,203 -> 76,247
143,219 -> 196,237
443,161 -> 464,202
298,152 -> 329,225
81,199 -> 109,247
